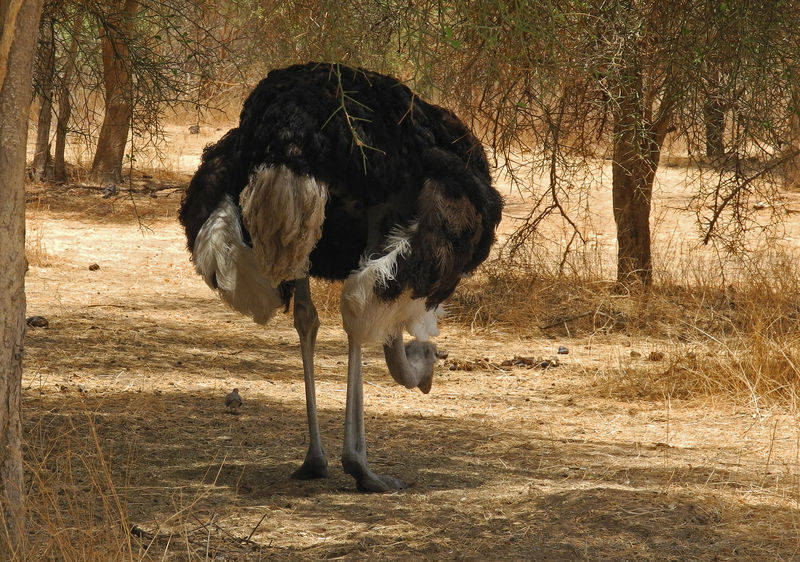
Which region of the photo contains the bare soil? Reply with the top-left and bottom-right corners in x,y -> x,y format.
20,125 -> 800,560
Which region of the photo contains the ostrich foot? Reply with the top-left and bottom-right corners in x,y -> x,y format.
343,458 -> 406,492
356,472 -> 407,493
291,453 -> 328,480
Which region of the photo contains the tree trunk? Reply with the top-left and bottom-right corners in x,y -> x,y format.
612,124 -> 657,287
90,0 -> 139,185
785,88 -> 800,190
32,12 -> 55,180
611,63 -> 666,288
0,0 -> 44,553
53,16 -> 81,183
703,66 -> 726,160
53,76 -> 73,183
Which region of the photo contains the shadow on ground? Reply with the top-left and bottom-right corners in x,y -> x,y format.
22,385 -> 795,559
20,289 -> 799,559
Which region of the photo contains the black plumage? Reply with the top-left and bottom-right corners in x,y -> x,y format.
180,62 -> 502,308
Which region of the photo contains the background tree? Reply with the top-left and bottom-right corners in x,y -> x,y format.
89,0 -> 139,184
33,0 -> 234,185
376,0 -> 800,286
0,0 -> 44,552
52,11 -> 82,183
28,0 -> 800,284
32,7 -> 55,180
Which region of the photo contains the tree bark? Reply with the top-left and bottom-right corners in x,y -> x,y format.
0,0 -> 44,553
785,88 -> 800,190
704,96 -> 726,159
612,124 -> 656,287
53,74 -> 73,183
703,66 -> 726,160
32,12 -> 55,180
53,16 -> 82,183
611,63 -> 667,287
90,0 -> 139,185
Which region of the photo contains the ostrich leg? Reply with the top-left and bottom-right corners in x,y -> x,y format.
290,277 -> 328,479
342,336 -> 407,492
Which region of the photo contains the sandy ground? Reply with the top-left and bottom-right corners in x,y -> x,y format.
19,124 -> 800,559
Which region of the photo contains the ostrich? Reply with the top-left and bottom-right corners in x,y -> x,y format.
179,62 -> 503,492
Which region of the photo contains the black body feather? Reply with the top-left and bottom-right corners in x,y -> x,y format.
179,62 -> 503,309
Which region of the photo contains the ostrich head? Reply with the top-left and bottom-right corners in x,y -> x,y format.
384,338 -> 448,394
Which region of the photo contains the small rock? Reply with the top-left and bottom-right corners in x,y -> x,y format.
557,346 -> 569,355
26,316 -> 49,328
648,351 -> 665,361
630,350 -> 641,359
89,263 -> 100,271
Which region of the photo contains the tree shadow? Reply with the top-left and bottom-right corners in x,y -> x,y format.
21,289 -> 800,559
21,384 -> 797,559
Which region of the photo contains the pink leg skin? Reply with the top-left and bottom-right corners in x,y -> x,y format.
290,278 -> 328,480
342,337 -> 407,492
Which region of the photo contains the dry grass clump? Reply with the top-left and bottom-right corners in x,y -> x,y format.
13,411 -> 135,560
26,225 -> 54,268
448,251 -> 800,406
589,342 -> 800,406
26,197 -> 56,268
12,399 -> 260,560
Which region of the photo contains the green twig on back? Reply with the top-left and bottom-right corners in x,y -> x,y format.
322,64 -> 386,173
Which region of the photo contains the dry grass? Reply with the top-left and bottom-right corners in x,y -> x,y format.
26,199 -> 55,268
447,250 -> 800,410
8,152 -> 800,558
22,412 -> 135,559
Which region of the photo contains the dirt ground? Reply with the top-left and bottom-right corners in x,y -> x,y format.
19,124 -> 800,560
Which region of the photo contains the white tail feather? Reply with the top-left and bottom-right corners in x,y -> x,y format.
240,165 -> 327,285
193,195 -> 282,324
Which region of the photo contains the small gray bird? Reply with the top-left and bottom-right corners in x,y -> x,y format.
225,388 -> 242,413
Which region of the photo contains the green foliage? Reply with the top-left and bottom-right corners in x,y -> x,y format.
323,63 -> 386,173
375,0 -> 800,262
36,0 -> 800,275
